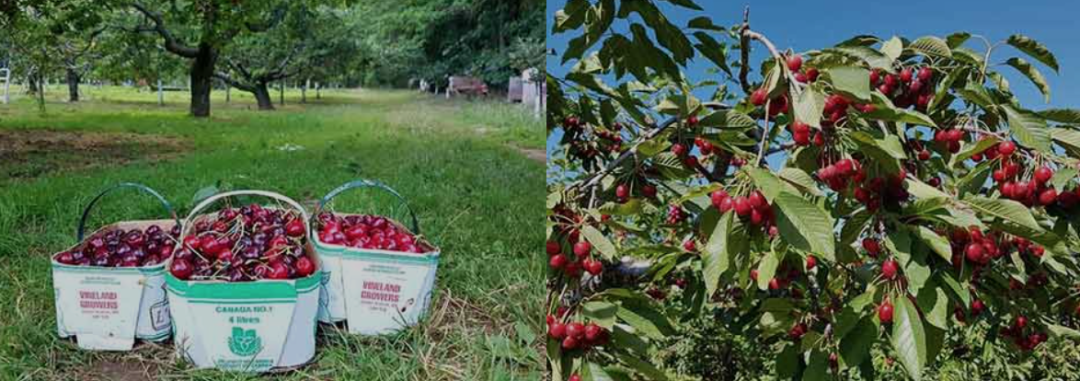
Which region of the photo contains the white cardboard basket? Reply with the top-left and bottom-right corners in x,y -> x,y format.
314,179 -> 441,335
52,183 -> 178,351
165,190 -> 321,372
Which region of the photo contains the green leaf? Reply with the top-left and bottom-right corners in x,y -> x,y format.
698,109 -> 757,129
1040,108 -> 1080,123
880,36 -> 903,61
582,301 -> 619,329
905,178 -> 950,201
892,296 -> 927,381
661,0 -> 703,10
616,352 -> 669,380
1005,57 -> 1051,103
703,212 -> 735,297
793,85 -> 825,127
804,350 -> 829,381
616,302 -> 671,340
946,32 -> 971,48
915,281 -> 949,330
950,136 -> 1000,167
692,32 -> 731,76
908,36 -> 952,58
828,66 -> 871,102
776,344 -> 800,379
1006,34 -> 1059,72
582,225 -> 618,259
1050,166 -> 1079,191
840,317 -> 877,368
756,248 -> 782,291
773,191 -> 836,260
830,46 -> 895,72
963,195 -> 1043,231
746,167 -> 800,202
584,362 -> 615,381
1001,105 -> 1052,153
840,209 -> 871,249
914,226 -> 952,261
779,167 -> 824,196
1052,128 -> 1080,154
1047,324 -> 1080,339
687,16 -> 724,31
939,272 -> 970,307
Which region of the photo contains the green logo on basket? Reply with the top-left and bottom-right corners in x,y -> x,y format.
227,327 -> 262,357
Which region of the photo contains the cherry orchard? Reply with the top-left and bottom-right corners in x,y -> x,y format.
546,1 -> 1080,380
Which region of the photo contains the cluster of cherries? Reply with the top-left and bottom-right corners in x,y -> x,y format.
169,204 -> 316,282
666,204 -> 686,225
561,116 -> 603,161
547,312 -> 610,352
871,65 -> 935,111
947,226 -> 1031,267
710,189 -> 777,233
750,259 -> 808,293
614,182 -> 657,203
1001,315 -> 1047,351
979,141 -> 1075,208
55,224 -> 180,267
316,213 -> 426,253
931,127 -> 967,153
547,239 -> 604,278
786,55 -> 820,84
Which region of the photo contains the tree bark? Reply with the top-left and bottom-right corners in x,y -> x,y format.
189,42 -> 216,117
253,81 -> 274,110
67,67 -> 80,102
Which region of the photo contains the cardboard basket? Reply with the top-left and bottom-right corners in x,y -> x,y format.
314,179 -> 441,335
165,190 -> 321,372
52,183 -> 179,351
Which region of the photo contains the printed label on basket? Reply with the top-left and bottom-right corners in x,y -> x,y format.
184,300 -> 297,372
340,257 -> 437,334
52,269 -> 145,350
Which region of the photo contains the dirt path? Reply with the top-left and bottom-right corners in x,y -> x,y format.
514,146 -> 545,163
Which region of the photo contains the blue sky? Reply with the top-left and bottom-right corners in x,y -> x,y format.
546,0 -> 1080,162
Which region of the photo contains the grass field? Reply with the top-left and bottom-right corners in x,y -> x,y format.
0,85 -> 545,380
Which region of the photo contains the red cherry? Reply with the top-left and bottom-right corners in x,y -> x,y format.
805,255 -> 817,270
170,259 -> 193,280
573,241 -> 591,256
1015,315 -> 1028,330
296,256 -> 315,277
615,184 -> 630,200
918,149 -> 931,161
869,70 -> 881,85
805,68 -> 819,82
268,261 -> 290,279
917,67 -> 933,82
584,323 -> 603,342
862,238 -> 881,256
750,269 -> 759,281
965,243 -> 985,263
749,190 -> 767,210
548,322 -> 567,339
583,259 -> 603,275
569,375 -> 582,381
881,259 -> 899,279
285,219 -> 305,237
734,197 -> 752,217
751,88 -> 768,106
672,143 -> 687,157
971,299 -> 985,316
899,67 -> 913,83
719,197 -> 734,213
992,170 -> 1006,182
546,241 -> 561,256
1039,189 -> 1058,206
549,254 -> 568,269
878,301 -> 894,323
566,322 -> 586,339
711,190 -> 730,209
786,55 -> 803,72
998,141 -> 1017,156
812,132 -> 825,146
768,278 -> 782,290
642,184 -> 657,198
687,115 -> 699,126
1034,166 -> 1054,184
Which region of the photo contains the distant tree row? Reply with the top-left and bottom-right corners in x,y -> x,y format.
0,0 -> 544,117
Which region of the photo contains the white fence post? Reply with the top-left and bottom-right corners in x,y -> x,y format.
157,79 -> 164,106
1,68 -> 10,104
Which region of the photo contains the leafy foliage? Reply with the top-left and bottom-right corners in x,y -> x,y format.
546,1 -> 1080,380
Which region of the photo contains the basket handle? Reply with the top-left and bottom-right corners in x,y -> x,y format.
179,190 -> 310,242
77,182 -> 179,241
315,179 -> 420,235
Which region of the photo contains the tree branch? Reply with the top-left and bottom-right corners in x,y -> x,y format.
213,72 -> 255,92
131,2 -> 199,58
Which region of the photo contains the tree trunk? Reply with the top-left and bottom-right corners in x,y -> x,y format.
316,83 -> 321,99
301,78 -> 308,104
67,67 -> 80,102
253,81 -> 274,110
278,81 -> 284,106
189,43 -> 216,117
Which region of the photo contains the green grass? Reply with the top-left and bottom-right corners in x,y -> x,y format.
0,86 -> 545,380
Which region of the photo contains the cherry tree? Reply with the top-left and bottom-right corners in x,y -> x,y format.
546,1 -> 1080,380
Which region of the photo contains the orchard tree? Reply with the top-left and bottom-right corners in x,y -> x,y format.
546,1 -> 1080,380
213,3 -> 320,110
126,0 -> 304,117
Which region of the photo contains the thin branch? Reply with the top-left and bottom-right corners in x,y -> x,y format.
737,6 -> 751,94
131,2 -> 199,58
